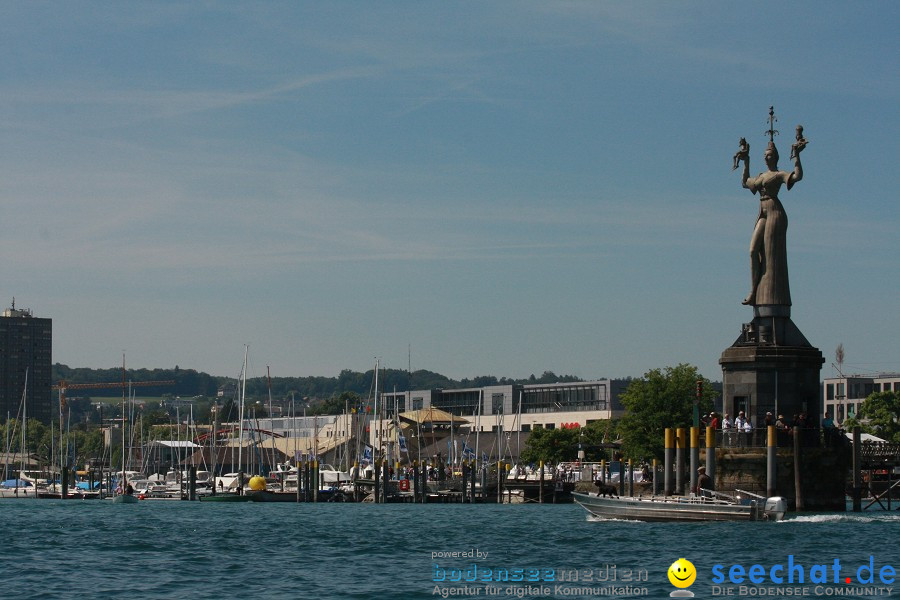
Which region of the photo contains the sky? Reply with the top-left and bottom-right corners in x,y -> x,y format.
0,2 -> 897,383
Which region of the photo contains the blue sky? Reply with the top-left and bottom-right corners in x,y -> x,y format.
1,2 -> 897,382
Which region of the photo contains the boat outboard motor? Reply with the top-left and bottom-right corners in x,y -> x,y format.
763,496 -> 787,521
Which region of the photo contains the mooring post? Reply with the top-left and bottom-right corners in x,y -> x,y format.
61,466 -> 68,499
470,460 -> 476,503
767,425 -> 776,498
313,460 -> 320,503
497,461 -> 504,504
689,426 -> 699,495
618,459 -> 625,497
793,426 -> 803,511
706,425 -> 716,491
600,459 -> 607,484
664,428 -> 674,496
189,466 -> 197,501
852,426 -> 861,512
652,459 -> 659,495
461,460 -> 468,502
373,459 -> 381,504
675,427 -> 686,496
628,458 -> 634,497
539,460 -> 544,504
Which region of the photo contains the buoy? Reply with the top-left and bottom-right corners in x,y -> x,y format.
399,479 -> 409,491
248,475 -> 267,491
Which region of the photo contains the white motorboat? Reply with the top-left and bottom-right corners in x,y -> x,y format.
574,489 -> 787,522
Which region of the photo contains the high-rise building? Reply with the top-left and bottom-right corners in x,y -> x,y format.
0,300 -> 52,424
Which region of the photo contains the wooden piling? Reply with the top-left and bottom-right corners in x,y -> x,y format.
792,426 -> 803,511
189,466 -> 197,501
852,426 -> 862,512
538,461 -> 544,504
767,425 -> 776,498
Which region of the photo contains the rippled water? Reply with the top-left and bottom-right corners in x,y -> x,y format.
0,500 -> 897,599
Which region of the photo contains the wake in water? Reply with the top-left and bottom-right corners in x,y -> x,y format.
783,512 -> 900,524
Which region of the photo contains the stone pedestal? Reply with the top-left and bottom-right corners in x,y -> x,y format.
719,308 -> 824,428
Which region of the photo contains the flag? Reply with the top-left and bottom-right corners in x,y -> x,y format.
398,434 -> 408,454
361,444 -> 373,466
463,443 -> 475,459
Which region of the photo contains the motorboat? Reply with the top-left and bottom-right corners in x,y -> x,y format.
574,489 -> 786,522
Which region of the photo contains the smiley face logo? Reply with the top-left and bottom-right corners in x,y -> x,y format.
668,558 -> 696,588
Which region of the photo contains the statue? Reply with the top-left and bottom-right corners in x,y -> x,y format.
734,107 -> 806,307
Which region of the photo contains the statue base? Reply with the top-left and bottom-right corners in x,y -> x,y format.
719,308 -> 824,427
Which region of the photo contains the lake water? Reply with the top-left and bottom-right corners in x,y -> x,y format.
0,500 -> 897,599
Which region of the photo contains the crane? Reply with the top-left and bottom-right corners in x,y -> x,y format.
54,379 -> 176,408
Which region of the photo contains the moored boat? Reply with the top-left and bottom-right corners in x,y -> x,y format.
574,489 -> 786,522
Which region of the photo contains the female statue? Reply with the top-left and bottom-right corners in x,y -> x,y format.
734,119 -> 806,307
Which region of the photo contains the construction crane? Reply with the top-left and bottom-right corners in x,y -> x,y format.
54,379 -> 176,408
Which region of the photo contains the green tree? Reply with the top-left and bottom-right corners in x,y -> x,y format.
849,391 -> 900,443
311,391 -> 360,415
519,420 -> 619,465
616,364 -> 714,461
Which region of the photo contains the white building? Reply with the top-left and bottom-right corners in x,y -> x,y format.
823,373 -> 900,424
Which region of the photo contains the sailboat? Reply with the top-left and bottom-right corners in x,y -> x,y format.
0,368 -> 37,499
113,356 -> 139,504
202,346 -> 252,502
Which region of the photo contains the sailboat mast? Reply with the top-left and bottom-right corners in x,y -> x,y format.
266,366 -> 276,474
121,354 -> 127,492
237,345 -> 248,480
373,358 -> 379,460
19,368 -> 28,491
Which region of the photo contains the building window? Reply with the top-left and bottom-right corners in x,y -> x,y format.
826,384 -> 834,401
412,397 -> 423,411
521,424 -> 531,432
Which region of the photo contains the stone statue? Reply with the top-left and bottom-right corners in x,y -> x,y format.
734,107 -> 806,308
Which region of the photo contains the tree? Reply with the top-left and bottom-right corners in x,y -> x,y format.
853,391 -> 900,443
519,420 -> 619,465
311,391 -> 360,416
616,364 -> 714,461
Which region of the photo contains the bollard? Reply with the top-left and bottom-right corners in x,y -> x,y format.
664,428 -> 674,496
706,426 -> 716,491
689,427 -> 699,495
767,425 -> 776,498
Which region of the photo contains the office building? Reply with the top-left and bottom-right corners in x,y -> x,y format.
0,301 -> 52,423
